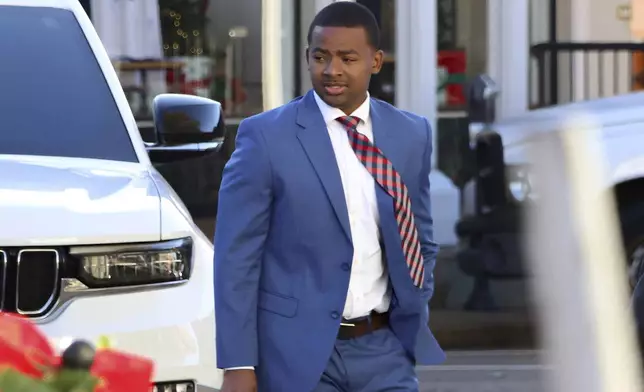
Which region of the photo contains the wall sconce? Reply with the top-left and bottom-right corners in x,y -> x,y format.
617,4 -> 632,21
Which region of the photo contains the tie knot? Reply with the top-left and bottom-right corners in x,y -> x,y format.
336,116 -> 361,131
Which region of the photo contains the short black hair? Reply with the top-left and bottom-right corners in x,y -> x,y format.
307,2 -> 381,49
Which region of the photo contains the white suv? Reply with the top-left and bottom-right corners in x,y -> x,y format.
0,1 -> 222,390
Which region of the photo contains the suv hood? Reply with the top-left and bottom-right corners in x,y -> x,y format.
0,155 -> 161,246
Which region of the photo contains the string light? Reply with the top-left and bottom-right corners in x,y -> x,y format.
161,2 -> 208,57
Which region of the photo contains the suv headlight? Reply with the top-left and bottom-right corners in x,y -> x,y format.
68,237 -> 193,288
506,165 -> 535,202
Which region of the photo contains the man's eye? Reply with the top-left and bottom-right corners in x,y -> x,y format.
313,56 -> 325,61
343,58 -> 357,63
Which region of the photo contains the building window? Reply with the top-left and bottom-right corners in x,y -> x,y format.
439,0 -> 487,111
362,0 -> 487,112
98,0 -> 265,124
160,1 -> 210,57
159,0 -> 215,102
158,0 -> 264,120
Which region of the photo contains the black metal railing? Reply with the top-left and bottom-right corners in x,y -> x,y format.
530,42 -> 644,108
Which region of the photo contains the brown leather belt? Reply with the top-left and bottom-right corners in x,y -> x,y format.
337,311 -> 389,340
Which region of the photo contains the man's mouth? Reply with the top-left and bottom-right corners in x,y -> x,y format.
324,84 -> 347,96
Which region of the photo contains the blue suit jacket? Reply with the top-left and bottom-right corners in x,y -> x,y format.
214,90 -> 445,392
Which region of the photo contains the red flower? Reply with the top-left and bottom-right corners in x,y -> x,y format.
91,350 -> 154,392
0,312 -> 56,378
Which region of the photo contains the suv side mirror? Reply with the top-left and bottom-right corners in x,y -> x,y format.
147,94 -> 232,224
467,74 -> 499,125
152,93 -> 225,145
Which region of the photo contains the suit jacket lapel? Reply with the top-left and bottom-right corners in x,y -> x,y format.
295,91 -> 352,242
370,99 -> 401,173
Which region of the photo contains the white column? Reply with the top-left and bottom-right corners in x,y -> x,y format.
299,1 -> 314,94
487,0 -> 529,119
280,0 -> 295,102
395,0 -> 437,162
314,0 -> 330,11
570,0 -> 591,101
315,0 -> 354,11
529,0 -> 550,44
395,0 -> 459,248
262,0 -> 285,110
529,0 -> 550,105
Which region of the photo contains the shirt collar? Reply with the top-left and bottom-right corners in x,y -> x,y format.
313,91 -> 371,128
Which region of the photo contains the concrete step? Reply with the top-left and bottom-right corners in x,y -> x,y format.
430,310 -> 537,350
417,351 -> 546,392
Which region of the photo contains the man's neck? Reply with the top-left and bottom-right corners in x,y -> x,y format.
338,92 -> 369,115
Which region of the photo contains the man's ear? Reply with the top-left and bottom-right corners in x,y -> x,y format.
372,49 -> 384,75
305,47 -> 310,65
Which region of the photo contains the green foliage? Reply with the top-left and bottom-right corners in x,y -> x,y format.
0,370 -> 51,392
0,368 -> 99,392
0,340 -> 101,392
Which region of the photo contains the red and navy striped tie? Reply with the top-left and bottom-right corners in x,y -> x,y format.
336,116 -> 424,288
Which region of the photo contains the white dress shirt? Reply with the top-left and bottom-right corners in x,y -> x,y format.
313,92 -> 391,320
225,93 -> 390,371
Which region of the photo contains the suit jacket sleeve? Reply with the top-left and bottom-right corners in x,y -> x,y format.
214,118 -> 272,369
416,117 -> 440,300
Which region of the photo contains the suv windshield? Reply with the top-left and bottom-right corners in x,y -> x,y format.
0,6 -> 137,162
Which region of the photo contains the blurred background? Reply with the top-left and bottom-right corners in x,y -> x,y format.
79,0 -> 644,389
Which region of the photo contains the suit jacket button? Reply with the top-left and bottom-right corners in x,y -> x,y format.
341,263 -> 350,271
331,311 -> 340,319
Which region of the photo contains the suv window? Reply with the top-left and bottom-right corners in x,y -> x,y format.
0,6 -> 137,162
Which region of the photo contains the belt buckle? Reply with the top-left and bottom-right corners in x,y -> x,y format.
340,314 -> 372,328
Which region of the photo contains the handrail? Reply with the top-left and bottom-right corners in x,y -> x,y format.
530,42 -> 644,108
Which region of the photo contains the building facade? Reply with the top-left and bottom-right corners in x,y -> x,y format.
87,0 -> 640,253
87,0 -> 639,119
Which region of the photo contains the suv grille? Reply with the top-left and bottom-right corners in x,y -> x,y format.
0,249 -> 60,317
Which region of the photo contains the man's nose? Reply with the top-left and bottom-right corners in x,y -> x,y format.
323,57 -> 343,76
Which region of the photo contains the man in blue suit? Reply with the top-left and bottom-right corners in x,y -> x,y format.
214,2 -> 445,391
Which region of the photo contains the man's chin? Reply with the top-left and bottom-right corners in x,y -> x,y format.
320,93 -> 346,109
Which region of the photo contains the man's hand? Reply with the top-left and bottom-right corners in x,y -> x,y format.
221,369 -> 257,392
